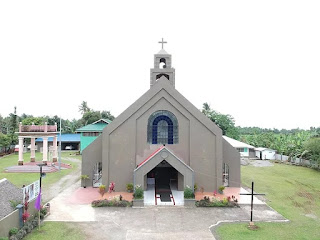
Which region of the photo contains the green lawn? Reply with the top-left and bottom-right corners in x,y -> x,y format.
23,222 -> 85,240
216,163 -> 320,240
0,152 -> 81,189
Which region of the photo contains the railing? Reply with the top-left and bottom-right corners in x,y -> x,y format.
20,124 -> 57,132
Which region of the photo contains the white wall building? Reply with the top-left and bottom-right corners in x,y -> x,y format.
255,147 -> 276,160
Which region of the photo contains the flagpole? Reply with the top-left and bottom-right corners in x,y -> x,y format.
38,208 -> 40,230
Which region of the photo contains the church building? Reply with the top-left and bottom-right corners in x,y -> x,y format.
81,40 -> 240,195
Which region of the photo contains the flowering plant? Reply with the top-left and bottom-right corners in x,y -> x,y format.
22,212 -> 30,222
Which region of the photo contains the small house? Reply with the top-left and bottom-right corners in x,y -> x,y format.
76,119 -> 111,153
223,136 -> 256,158
255,147 -> 276,160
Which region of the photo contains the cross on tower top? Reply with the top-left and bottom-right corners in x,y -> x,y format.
158,38 -> 167,49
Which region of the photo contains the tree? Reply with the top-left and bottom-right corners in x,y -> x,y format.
0,133 -> 11,153
79,101 -> 90,115
101,110 -> 115,121
22,117 -> 44,125
304,137 -> 320,164
8,107 -> 18,145
201,103 -> 239,139
82,111 -> 101,125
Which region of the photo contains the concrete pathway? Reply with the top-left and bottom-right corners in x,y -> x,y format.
45,181 -> 287,240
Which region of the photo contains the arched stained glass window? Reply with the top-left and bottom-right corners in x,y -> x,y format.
147,110 -> 178,144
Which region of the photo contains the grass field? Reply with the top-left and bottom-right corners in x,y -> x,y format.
0,151 -> 81,189
23,222 -> 85,240
216,163 -> 320,240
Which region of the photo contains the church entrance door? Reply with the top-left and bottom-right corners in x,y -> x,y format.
147,160 -> 179,203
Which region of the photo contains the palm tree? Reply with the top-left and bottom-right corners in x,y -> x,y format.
79,101 -> 90,115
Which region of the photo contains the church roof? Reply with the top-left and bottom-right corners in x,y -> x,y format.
103,76 -> 223,137
157,49 -> 169,55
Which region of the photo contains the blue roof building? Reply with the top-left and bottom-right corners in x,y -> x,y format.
36,134 -> 80,151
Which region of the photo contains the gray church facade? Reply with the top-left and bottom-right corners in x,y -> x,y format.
81,45 -> 240,192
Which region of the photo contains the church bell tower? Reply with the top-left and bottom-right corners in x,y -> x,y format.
150,38 -> 175,88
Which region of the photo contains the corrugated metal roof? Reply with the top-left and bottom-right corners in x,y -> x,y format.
75,119 -> 111,132
36,134 -> 80,142
223,136 -> 255,149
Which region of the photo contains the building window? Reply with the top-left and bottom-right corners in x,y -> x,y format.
83,132 -> 100,137
236,148 -> 244,152
147,110 -> 178,144
223,163 -> 229,187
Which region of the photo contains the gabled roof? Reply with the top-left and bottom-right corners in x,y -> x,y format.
0,178 -> 23,219
135,146 -> 193,172
223,136 -> 255,149
36,134 -> 80,142
92,119 -> 112,124
76,119 -> 111,132
137,146 -> 164,168
104,76 -> 223,137
255,147 -> 276,152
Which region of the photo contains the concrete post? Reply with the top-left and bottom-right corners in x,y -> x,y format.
52,135 -> 58,162
30,137 -> 36,162
18,136 -> 24,165
16,204 -> 24,228
42,136 -> 48,163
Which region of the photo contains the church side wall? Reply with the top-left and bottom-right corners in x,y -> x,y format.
189,119 -> 220,192
222,139 -> 241,187
107,120 -> 137,191
82,135 -> 102,187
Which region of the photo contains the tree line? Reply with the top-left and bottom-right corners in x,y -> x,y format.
201,102 -> 320,165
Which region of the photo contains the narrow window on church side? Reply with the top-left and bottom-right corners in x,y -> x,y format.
223,163 -> 229,187
147,110 -> 178,144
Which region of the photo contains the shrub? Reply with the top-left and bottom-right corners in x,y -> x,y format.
184,186 -> 195,199
218,185 -> 225,192
196,196 -> 239,207
8,228 -> 18,237
133,185 -> 143,199
0,237 -> 8,240
9,200 -> 21,209
126,183 -> 134,192
91,199 -> 132,207
80,174 -> 89,180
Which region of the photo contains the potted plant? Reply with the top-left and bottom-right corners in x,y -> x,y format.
80,175 -> 89,188
184,186 -> 196,207
132,185 -> 144,207
126,183 -> 134,193
218,185 -> 225,194
99,185 -> 106,198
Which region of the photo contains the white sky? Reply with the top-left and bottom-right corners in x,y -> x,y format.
0,0 -> 319,130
